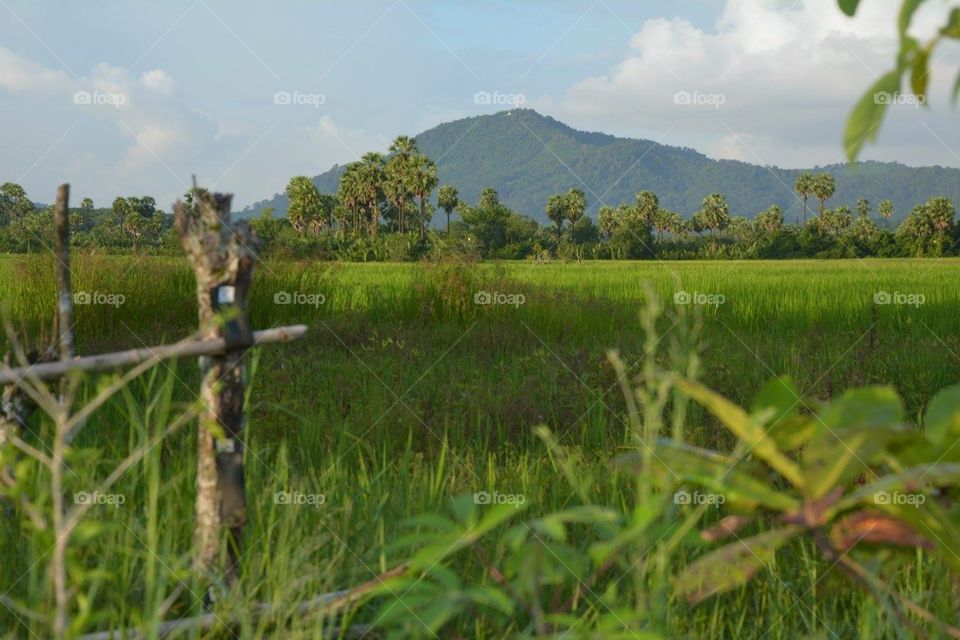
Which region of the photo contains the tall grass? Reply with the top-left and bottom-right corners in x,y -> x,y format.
1,255 -> 957,637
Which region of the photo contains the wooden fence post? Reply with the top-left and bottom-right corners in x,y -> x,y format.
174,188 -> 258,587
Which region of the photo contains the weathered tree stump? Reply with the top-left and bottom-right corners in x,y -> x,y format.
174,188 -> 258,586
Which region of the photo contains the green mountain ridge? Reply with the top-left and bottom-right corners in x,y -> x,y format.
242,109 -> 960,223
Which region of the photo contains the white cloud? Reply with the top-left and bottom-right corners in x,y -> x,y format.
140,69 -> 175,95
551,0 -> 960,168
0,45 -> 71,94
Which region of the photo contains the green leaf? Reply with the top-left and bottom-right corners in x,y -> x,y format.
673,377 -> 804,488
924,385 -> 960,446
910,44 -> 931,102
834,463 -> 960,514
751,376 -> 802,429
673,526 -> 801,603
898,0 -> 926,36
802,386 -> 908,498
837,0 -> 861,17
844,70 -> 900,162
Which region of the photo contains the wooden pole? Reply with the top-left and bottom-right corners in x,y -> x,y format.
53,184 -> 76,364
175,187 -> 258,587
0,326 -> 306,385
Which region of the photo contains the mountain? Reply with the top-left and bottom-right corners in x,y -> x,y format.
241,109 -> 960,223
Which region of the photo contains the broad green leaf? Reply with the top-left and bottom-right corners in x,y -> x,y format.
899,0 -> 926,36
837,0 -> 861,17
462,585 -> 514,615
767,415 -> 819,452
910,44 -> 931,102
751,376 -> 802,429
834,463 -> 960,514
673,377 -> 804,488
924,385 -> 960,446
673,526 -> 801,603
844,70 -> 900,162
802,386 -> 908,498
650,441 -> 799,511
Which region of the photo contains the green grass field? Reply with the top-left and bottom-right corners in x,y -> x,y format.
2,256 -> 958,638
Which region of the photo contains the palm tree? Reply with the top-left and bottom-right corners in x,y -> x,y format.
410,155 -> 438,237
634,191 -> 659,225
479,188 -> 500,210
545,194 -> 565,244
794,172 -> 815,224
698,193 -> 730,236
565,188 -> 586,241
338,164 -> 364,236
386,136 -> 418,233
812,173 -> 836,219
878,199 -> 894,227
357,152 -> 385,237
597,205 -> 616,240
437,185 -> 459,233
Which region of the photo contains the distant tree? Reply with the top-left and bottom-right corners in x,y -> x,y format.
634,191 -> 659,225
286,176 -> 325,235
358,152 -> 386,237
564,188 -> 587,241
384,136 -> 418,233
545,194 -> 566,244
0,182 -> 33,227
479,187 -> 500,210
755,204 -> 784,235
437,184 -> 459,233
410,155 -> 438,237
652,208 -> 674,240
112,197 -> 133,229
812,173 -> 836,219
856,197 -> 871,221
80,197 -> 94,211
794,172 -> 815,224
597,205 -> 616,241
697,193 -> 730,236
878,199 -> 894,226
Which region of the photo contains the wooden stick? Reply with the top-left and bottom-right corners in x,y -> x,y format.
53,184 -> 76,363
0,325 -> 307,385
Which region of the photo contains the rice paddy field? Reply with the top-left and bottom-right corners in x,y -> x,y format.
2,255 -> 959,638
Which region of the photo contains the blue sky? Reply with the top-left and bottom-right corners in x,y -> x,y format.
1,0 -> 957,209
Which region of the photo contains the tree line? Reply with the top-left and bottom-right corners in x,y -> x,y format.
1,142 -> 956,260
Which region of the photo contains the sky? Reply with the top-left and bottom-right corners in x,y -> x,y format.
1,0 -> 958,209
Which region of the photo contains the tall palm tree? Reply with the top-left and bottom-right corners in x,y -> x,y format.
357,152 -> 385,237
437,185 -> 459,233
410,155 -> 438,237
338,164 -> 364,236
812,173 -> 836,220
794,172 -> 815,224
565,188 -> 587,241
878,199 -> 894,228
545,194 -> 566,244
386,136 -> 418,233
